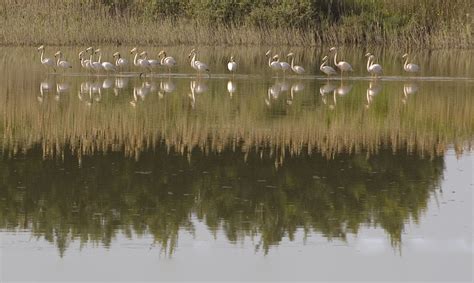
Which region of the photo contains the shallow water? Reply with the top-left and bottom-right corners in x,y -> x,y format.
0,46 -> 473,281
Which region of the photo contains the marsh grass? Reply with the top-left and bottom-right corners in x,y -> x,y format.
0,0 -> 471,48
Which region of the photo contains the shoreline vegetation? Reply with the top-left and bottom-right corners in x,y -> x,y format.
0,0 -> 471,48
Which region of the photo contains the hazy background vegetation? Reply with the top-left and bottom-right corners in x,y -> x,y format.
0,0 -> 471,47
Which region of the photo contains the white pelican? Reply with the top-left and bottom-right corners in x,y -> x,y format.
329,47 -> 353,76
188,49 -> 210,76
227,56 -> 237,76
158,50 -> 176,73
94,49 -> 116,73
265,50 -> 281,74
54,51 -> 72,70
86,47 -> 103,72
287,53 -> 305,75
140,51 -> 160,70
130,48 -> 151,75
279,59 -> 290,75
227,80 -> 236,97
37,45 -> 56,72
320,56 -> 337,77
365,53 -> 383,77
402,53 -> 420,73
112,52 -> 128,70
79,50 -> 92,72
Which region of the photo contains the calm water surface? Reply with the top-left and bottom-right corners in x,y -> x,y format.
0,46 -> 473,281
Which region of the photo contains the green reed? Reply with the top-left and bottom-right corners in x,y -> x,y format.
0,0 -> 471,48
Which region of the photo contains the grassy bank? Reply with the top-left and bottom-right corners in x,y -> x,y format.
0,0 -> 471,48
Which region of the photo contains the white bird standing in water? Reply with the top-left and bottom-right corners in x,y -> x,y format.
287,53 -> 305,75
320,56 -> 337,77
94,49 -> 116,73
78,50 -> 92,72
265,50 -> 281,74
140,51 -> 160,70
158,50 -> 177,73
365,53 -> 383,77
330,47 -> 353,77
188,49 -> 210,76
130,47 -> 151,75
37,45 -> 56,72
112,52 -> 128,70
227,56 -> 237,76
402,53 -> 420,73
86,47 -> 103,72
54,51 -> 72,70
279,58 -> 291,76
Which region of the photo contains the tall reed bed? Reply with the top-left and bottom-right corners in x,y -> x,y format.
0,0 -> 471,48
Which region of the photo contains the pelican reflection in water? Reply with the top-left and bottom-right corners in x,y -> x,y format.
227,80 -> 236,98
38,80 -> 53,102
113,77 -> 129,96
188,80 -> 208,109
402,83 -> 419,104
130,81 -> 154,107
366,80 -> 382,108
336,81 -> 353,97
55,82 -> 70,101
265,80 -> 288,106
159,79 -> 176,98
287,83 -> 304,105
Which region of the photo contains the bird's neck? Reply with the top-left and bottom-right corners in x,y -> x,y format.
366,56 -> 372,71
56,53 -> 62,65
320,60 -> 327,70
333,51 -> 338,66
290,57 -> 294,68
40,50 -> 45,62
133,53 -> 139,66
404,57 -> 409,69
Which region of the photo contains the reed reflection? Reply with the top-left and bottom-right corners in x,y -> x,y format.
0,147 -> 444,256
10,75 -> 473,162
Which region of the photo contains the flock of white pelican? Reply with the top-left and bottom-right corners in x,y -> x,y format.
37,45 -> 420,77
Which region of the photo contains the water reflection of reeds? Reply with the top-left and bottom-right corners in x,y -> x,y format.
0,47 -> 473,163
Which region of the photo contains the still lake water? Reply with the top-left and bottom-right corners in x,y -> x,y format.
0,46 -> 473,281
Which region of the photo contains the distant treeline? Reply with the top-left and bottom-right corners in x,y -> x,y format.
0,0 -> 471,47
